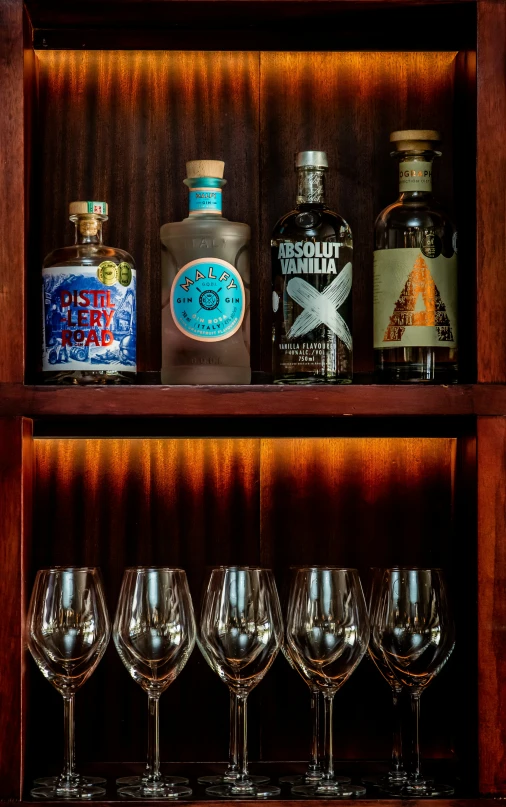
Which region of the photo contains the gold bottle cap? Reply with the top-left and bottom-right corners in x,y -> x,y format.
186,160 -> 225,179
69,201 -> 108,216
390,130 -> 441,151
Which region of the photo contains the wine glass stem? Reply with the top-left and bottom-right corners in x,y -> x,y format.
235,691 -> 249,784
62,694 -> 76,782
146,694 -> 161,781
228,690 -> 239,775
391,684 -> 403,774
322,693 -> 334,781
309,689 -> 319,773
410,691 -> 422,782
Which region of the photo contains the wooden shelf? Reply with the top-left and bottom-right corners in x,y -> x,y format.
6,801 -> 488,807
0,382 -> 503,419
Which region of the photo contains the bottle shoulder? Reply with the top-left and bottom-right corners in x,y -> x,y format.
375,197 -> 455,231
43,244 -> 135,269
160,216 -> 250,240
272,206 -> 352,242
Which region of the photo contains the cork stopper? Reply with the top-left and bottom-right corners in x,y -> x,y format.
69,201 -> 108,216
186,160 -> 225,179
390,130 -> 441,151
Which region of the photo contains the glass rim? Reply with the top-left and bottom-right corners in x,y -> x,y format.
293,566 -> 359,572
384,566 -> 444,573
123,566 -> 186,573
209,565 -> 273,572
36,566 -> 101,573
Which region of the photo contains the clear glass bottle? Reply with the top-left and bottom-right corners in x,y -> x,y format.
374,130 -> 458,383
160,160 -> 250,385
41,201 -> 137,384
271,151 -> 353,384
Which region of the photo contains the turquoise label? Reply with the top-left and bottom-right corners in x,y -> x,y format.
189,188 -> 222,214
170,258 -> 245,342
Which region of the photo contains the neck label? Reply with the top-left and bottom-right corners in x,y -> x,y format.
189,188 -> 222,215
399,160 -> 432,192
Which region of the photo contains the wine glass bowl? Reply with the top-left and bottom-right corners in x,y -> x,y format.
27,567 -> 111,799
113,567 -> 196,799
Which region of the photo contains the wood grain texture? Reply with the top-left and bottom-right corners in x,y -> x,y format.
28,438 -> 261,775
2,382 -> 506,418
0,0 -> 25,382
0,418 -> 33,799
32,51 -> 259,376
477,1 -> 506,382
477,417 -> 506,793
260,52 -> 457,375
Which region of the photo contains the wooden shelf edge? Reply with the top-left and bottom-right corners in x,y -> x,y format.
0,383 -> 503,418
4,801 -> 490,807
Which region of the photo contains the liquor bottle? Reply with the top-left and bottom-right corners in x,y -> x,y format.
42,201 -> 137,384
161,160 -> 251,384
271,151 -> 353,384
373,130 -> 458,383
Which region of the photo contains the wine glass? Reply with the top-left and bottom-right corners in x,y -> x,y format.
279,568 -> 350,788
27,567 -> 111,799
287,567 -> 369,798
371,568 -> 455,797
362,567 -> 407,790
198,566 -> 283,798
113,568 -> 196,799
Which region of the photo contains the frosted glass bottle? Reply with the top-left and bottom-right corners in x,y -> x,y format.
160,160 -> 251,384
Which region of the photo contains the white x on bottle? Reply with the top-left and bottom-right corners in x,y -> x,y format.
286,262 -> 352,349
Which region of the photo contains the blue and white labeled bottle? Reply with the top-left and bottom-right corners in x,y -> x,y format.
42,201 -> 137,384
161,160 -> 251,384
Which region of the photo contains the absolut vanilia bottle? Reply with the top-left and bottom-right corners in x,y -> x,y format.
374,130 -> 458,383
161,160 -> 251,384
42,201 -> 137,384
271,151 -> 353,384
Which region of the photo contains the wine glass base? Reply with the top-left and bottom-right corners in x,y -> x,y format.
34,775 -> 107,787
118,784 -> 192,800
280,775 -> 351,786
361,774 -> 408,789
206,783 -> 281,799
31,785 -> 106,800
117,776 -> 189,787
198,774 -> 270,785
292,783 -> 367,799
383,782 -> 455,798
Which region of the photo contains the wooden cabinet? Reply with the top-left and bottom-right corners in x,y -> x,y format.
1,0 -> 505,803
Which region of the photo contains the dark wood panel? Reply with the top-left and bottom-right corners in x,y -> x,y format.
0,418 -> 33,800
0,0 -> 25,382
260,52 -> 458,376
30,50 -> 259,377
477,418 -> 506,794
1,382 -> 506,418
27,438 -> 261,778
476,1 -> 506,382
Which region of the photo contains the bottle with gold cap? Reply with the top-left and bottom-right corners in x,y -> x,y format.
373,131 -> 458,383
41,201 -> 137,383
160,160 -> 250,384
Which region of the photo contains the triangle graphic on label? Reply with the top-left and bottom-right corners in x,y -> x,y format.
383,255 -> 454,342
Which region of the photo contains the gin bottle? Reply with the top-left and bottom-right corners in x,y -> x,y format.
161,160 -> 251,384
374,130 -> 458,383
42,201 -> 137,384
271,151 -> 353,384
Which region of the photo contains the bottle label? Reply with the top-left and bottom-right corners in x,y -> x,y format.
373,247 -> 457,349
189,188 -> 222,215
42,263 -> 137,371
399,160 -> 432,192
170,257 -> 245,342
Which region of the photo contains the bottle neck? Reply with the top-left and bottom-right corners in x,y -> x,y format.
297,167 -> 326,206
184,177 -> 226,217
73,215 -> 104,245
397,154 -> 434,199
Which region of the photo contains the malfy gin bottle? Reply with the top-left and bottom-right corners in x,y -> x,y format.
42,201 -> 137,384
271,151 -> 353,384
374,130 -> 458,383
161,160 -> 251,384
